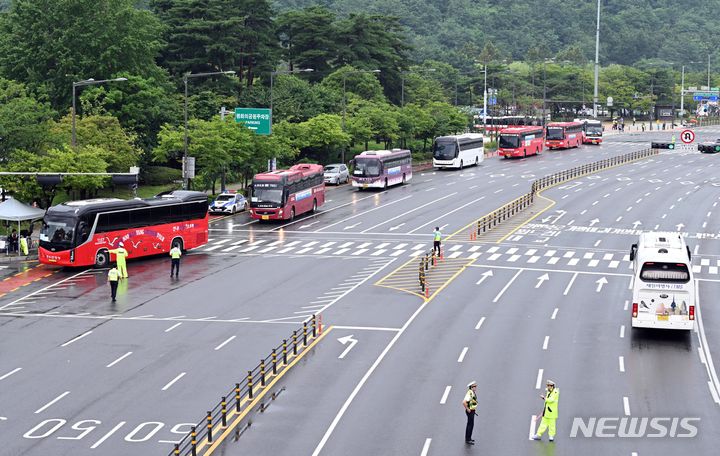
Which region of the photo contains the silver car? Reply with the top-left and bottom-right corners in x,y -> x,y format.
323,163 -> 349,185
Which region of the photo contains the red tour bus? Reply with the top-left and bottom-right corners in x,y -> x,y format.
498,126 -> 545,158
39,190 -> 209,268
545,121 -> 584,149
249,163 -> 325,221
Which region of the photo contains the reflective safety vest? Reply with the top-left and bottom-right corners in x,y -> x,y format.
543,388 -> 560,419
434,231 -> 442,241
464,389 -> 478,410
170,247 -> 182,259
108,268 -> 119,281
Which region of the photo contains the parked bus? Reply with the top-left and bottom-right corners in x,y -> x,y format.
545,121 -> 584,149
432,133 -> 484,169
629,232 -> 695,331
39,190 -> 209,268
474,115 -> 541,132
498,126 -> 545,158
351,149 -> 412,190
250,163 -> 325,222
579,119 -> 603,145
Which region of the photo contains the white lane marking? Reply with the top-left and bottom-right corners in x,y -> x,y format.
535,369 -> 544,389
440,386 -> 452,405
361,193 -> 458,233
408,195 -> 486,234
0,269 -> 92,311
493,269 -> 523,303
316,195 -> 413,232
90,421 -> 127,449
475,317 -> 486,330
165,322 -> 182,332
620,325 -> 625,338
624,300 -> 629,311
563,272 -> 578,296
161,372 -> 186,391
542,336 -> 549,350
529,415 -> 538,440
106,352 -> 133,368
214,336 -> 236,351
0,367 -> 22,381
619,356 -> 625,373
457,347 -> 469,363
420,438 -> 432,456
623,396 -> 631,416
695,283 -> 720,404
594,240 -> 601,247
35,391 -> 70,414
60,330 -> 93,347
551,308 -> 559,320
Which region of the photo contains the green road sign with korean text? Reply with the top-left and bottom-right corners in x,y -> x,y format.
234,108 -> 272,135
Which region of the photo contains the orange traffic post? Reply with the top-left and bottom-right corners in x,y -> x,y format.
318,314 -> 323,335
425,285 -> 430,299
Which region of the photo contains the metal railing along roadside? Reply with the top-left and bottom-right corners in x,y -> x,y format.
473,148 -> 658,238
168,315 -> 322,456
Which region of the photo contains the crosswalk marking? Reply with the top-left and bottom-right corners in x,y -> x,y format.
221,245 -> 242,252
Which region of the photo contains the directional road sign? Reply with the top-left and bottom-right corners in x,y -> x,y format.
681,129 -> 695,144
235,108 -> 272,135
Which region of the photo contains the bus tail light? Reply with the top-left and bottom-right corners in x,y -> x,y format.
632,303 -> 638,318
689,305 -> 695,320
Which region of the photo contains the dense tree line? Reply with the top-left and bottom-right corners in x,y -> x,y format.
0,0 -> 713,203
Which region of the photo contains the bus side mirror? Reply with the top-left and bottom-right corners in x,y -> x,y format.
687,245 -> 692,261
629,244 -> 637,262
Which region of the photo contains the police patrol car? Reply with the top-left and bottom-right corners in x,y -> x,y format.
209,192 -> 248,214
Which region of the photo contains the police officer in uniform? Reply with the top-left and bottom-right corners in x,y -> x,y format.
109,242 -> 129,278
169,244 -> 182,278
463,380 -> 478,444
433,227 -> 442,256
107,266 -> 119,301
533,379 -> 560,442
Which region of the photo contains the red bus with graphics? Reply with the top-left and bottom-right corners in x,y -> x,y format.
249,163 -> 325,221
39,191 -> 209,268
545,121 -> 584,149
498,126 -> 545,158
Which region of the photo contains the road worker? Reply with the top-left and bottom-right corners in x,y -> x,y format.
169,244 -> 182,278
109,242 -> 129,278
533,379 -> 560,442
463,380 -> 478,444
107,266 -> 119,301
433,226 -> 442,256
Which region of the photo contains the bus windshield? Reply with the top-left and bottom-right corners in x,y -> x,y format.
640,262 -> 690,283
253,182 -> 283,205
39,215 -> 77,250
586,126 -> 602,135
546,127 -> 564,140
499,135 -> 520,149
354,158 -> 382,177
433,140 -> 458,160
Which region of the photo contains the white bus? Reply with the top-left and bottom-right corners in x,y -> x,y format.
630,232 -> 695,330
432,133 -> 484,169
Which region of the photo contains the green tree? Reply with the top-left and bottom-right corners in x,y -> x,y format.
0,0 -> 165,110
0,78 -> 55,160
276,6 -> 337,81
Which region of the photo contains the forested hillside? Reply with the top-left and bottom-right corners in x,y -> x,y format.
274,0 -> 720,68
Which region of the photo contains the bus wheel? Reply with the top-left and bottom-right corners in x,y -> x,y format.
402,174 -> 406,185
523,149 -> 527,158
171,237 -> 184,253
384,179 -> 388,190
95,250 -> 110,269
459,160 -> 463,169
312,199 -> 317,213
475,156 -> 479,166
290,207 -> 295,221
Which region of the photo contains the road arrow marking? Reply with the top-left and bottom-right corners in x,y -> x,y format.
440,223 -> 449,230
589,218 -> 600,227
388,223 -> 405,231
632,221 -> 642,230
535,273 -> 549,288
676,223 -> 685,231
476,270 -> 493,285
343,223 -> 361,230
596,277 -> 608,293
337,335 -> 358,359
550,210 -> 567,224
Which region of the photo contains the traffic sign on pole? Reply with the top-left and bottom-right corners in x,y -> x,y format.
680,129 -> 695,144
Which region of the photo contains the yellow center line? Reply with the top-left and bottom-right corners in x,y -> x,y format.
200,327 -> 334,455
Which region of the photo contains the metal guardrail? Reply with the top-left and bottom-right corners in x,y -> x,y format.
168,316 -> 322,456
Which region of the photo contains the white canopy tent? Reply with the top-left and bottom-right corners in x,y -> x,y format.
0,198 -> 45,255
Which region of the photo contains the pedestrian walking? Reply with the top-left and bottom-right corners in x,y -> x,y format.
433,226 -> 442,256
108,266 -> 119,301
109,242 -> 129,278
463,381 -> 478,444
533,379 -> 560,442
19,234 -> 28,256
641,122 -> 646,132
169,244 -> 182,278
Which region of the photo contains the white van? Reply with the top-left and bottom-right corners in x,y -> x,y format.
630,232 -> 695,330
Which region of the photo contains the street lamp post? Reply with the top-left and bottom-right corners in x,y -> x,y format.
593,0 -> 601,118
182,70 -> 236,190
341,69 -> 381,163
72,77 -> 128,148
400,68 -> 436,107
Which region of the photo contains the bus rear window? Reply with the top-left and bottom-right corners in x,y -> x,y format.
640,262 -> 690,283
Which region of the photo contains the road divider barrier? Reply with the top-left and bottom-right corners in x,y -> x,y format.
169,315 -> 323,456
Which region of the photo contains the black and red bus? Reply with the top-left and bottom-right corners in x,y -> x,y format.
39,191 -> 209,267
249,163 -> 325,221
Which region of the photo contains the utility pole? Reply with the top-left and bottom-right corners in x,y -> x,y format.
593,0 -> 601,118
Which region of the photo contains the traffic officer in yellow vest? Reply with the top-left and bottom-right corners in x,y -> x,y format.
533,379 -> 560,442
107,266 -> 119,301
462,380 -> 478,445
169,244 -> 182,278
433,226 -> 442,256
19,235 -> 28,256
109,242 -> 129,278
